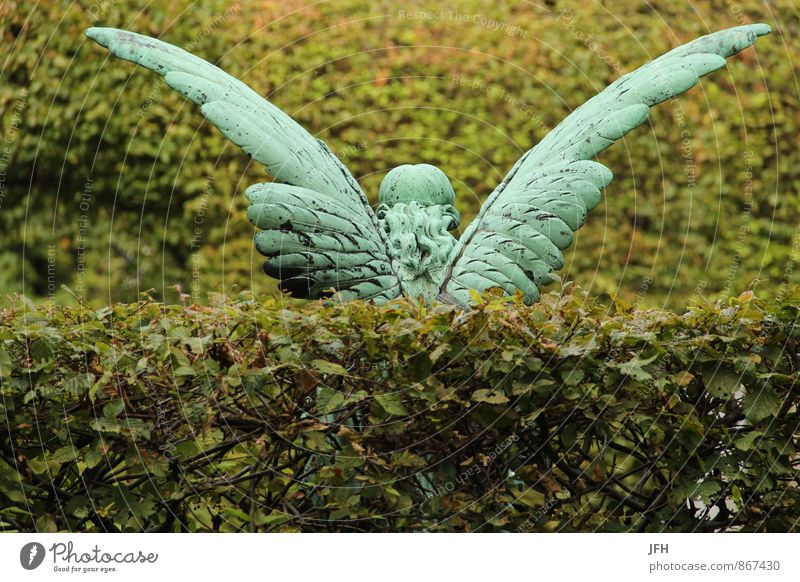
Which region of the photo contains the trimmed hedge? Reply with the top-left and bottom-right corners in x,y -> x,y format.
1,0 -> 799,307
1,287 -> 799,532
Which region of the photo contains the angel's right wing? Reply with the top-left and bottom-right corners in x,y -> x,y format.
86,27 -> 400,302
438,24 -> 770,306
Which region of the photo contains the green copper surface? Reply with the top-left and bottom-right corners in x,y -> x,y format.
86,23 -> 771,306
378,164 -> 457,209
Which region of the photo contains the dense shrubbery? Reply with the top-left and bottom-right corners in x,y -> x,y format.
1,0 -> 798,307
2,1 -> 798,533
1,288 -> 798,532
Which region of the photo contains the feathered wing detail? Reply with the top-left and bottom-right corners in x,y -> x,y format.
439,24 -> 771,306
86,27 -> 401,302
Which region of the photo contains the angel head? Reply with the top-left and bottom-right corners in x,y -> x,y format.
375,164 -> 461,279
376,164 -> 460,230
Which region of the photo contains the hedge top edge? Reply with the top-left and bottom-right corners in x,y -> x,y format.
85,24 -> 770,307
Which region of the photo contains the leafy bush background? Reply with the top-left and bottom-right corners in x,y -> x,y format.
1,0 -> 799,534
1,288 -> 798,532
1,0 -> 799,307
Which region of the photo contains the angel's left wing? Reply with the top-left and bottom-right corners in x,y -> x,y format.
439,24 -> 770,306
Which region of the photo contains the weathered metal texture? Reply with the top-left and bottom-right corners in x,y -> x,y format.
86,24 -> 770,306
376,164 -> 460,301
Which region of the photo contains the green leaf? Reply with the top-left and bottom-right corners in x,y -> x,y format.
701,364 -> 740,399
26,457 -> 51,475
64,373 -> 95,397
409,352 -> 432,382
304,431 -> 333,452
135,357 -> 149,373
610,354 -> 658,382
337,444 -> 365,469
742,387 -> 781,423
83,442 -> 107,468
311,359 -> 349,376
89,371 -> 111,402
562,368 -> 584,387
429,343 -> 449,363
375,393 -> 409,416
734,431 -> 763,452
223,506 -> 251,523
471,389 -> 509,405
317,386 -> 345,413
90,418 -> 121,433
35,514 -> 58,533
561,424 -> 578,447
174,365 -> 196,377
52,445 -> 79,463
694,480 -> 721,503
185,336 -> 209,355
104,399 -> 125,419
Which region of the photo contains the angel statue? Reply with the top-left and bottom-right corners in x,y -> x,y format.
86,24 -> 770,307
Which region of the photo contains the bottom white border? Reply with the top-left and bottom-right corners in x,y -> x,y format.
1,533 -> 796,581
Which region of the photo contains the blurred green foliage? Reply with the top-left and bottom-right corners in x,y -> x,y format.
1,287 -> 798,532
1,0 -> 798,308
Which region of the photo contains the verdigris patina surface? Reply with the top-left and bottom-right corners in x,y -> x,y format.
86,24 -> 770,306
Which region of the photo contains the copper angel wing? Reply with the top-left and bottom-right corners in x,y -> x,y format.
439,24 -> 770,306
86,27 -> 400,302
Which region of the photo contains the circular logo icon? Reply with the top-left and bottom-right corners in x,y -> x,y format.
20,542 -> 46,570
